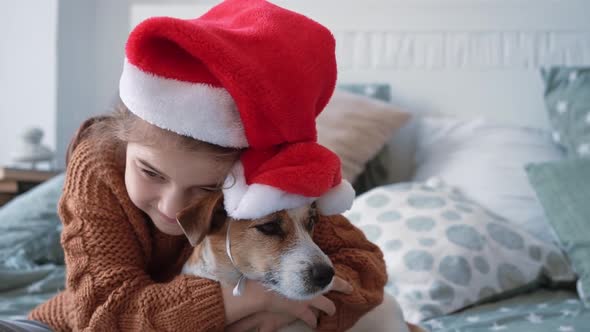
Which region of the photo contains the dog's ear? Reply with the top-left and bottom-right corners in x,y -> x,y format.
176,191 -> 226,247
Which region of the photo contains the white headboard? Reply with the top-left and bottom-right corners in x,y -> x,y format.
131,0 -> 590,130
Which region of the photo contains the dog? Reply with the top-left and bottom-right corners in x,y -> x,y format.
176,191 -> 425,332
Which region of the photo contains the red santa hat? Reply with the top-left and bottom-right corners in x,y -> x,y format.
119,0 -> 354,219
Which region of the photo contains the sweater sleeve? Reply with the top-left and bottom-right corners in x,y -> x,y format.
28,142 -> 226,332
50,196 -> 224,332
313,214 -> 387,332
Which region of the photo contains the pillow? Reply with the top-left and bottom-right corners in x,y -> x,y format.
316,87 -> 410,185
337,84 -> 399,195
0,173 -> 65,269
412,116 -> 564,243
344,179 -> 575,323
379,116 -> 420,184
541,67 -> 590,158
337,83 -> 392,102
526,158 -> 590,307
332,84 -> 419,194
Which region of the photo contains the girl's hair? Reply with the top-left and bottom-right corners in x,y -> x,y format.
66,98 -> 243,186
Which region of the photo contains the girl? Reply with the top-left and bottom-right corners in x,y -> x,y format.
23,0 -> 387,331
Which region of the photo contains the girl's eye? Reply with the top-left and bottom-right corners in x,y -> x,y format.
255,220 -> 284,237
192,187 -> 217,196
141,168 -> 161,179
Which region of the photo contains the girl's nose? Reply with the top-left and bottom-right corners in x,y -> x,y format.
158,187 -> 188,220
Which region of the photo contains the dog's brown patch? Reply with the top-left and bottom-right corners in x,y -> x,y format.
176,191 -> 225,247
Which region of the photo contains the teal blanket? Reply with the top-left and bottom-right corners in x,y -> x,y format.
0,265 -> 64,320
0,174 -> 66,320
423,289 -> 590,332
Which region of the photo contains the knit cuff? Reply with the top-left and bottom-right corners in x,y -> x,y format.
150,277 -> 226,332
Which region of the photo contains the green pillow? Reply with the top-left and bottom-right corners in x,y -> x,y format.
541,67 -> 590,158
526,159 -> 590,306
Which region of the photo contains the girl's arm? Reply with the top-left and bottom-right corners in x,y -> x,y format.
43,198 -> 249,331
28,141 -> 263,332
313,214 -> 388,331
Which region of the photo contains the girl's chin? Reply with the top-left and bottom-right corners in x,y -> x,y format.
150,213 -> 184,236
155,222 -> 184,236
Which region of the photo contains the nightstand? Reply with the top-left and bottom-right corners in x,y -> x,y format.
0,167 -> 59,207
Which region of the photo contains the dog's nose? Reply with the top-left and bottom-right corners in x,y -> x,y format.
310,264 -> 334,288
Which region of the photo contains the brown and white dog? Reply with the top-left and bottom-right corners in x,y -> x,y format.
176,191 -> 424,332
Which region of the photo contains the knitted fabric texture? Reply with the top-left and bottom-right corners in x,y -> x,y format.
28,139 -> 386,332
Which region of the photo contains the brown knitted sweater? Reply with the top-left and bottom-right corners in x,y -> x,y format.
28,139 -> 387,331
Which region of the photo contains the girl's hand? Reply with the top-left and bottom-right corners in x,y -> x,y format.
222,276 -> 353,329
221,279 -> 271,325
329,276 -> 353,294
221,278 -> 333,327
262,292 -> 333,329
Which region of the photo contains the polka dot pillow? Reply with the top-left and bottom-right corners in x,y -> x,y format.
541,67 -> 590,158
344,178 -> 576,324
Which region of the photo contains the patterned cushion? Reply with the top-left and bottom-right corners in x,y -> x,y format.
344,179 -> 576,323
412,116 -> 564,243
541,67 -> 590,158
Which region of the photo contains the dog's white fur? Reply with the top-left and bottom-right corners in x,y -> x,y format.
177,195 -> 424,331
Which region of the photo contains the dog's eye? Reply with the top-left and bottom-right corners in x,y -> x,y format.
255,221 -> 284,236
307,206 -> 318,232
306,218 -> 316,232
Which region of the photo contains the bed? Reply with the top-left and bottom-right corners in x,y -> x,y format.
1,0 -> 590,331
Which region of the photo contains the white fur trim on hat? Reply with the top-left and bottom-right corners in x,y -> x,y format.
315,180 -> 355,216
222,162 -> 316,219
222,161 -> 355,219
119,58 -> 248,148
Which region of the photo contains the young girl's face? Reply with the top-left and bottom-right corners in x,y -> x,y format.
125,142 -> 234,236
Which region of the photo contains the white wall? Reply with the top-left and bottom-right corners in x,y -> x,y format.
55,0 -> 130,170
2,0 -> 589,170
0,0 -> 134,170
0,0 -> 58,168
55,0 -> 192,170
131,0 -> 590,131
